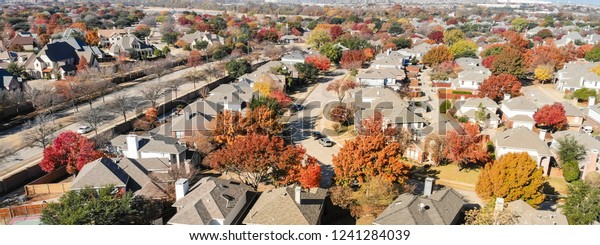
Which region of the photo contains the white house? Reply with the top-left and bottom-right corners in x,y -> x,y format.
555,62 -> 600,92
456,97 -> 500,128
356,68 -> 405,87
495,127 -> 553,175
110,134 -> 187,166
500,96 -> 538,130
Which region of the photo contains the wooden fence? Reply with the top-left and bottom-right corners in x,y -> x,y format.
24,183 -> 71,196
0,203 -> 47,225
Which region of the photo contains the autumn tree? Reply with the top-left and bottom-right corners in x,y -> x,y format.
187,50 -> 202,67
591,64 -> 600,76
476,152 -> 546,207
533,103 -> 567,131
76,56 -> 88,71
428,31 -> 444,43
326,78 -> 358,103
503,30 -> 529,51
424,134 -> 447,166
478,74 -> 522,102
340,50 -> 366,70
140,82 -> 164,107
585,45 -> 600,62
562,181 -> 600,225
306,29 -> 331,49
320,43 -> 343,64
269,90 -> 292,108
23,114 -> 58,149
445,123 -> 490,169
534,65 -> 554,83
422,45 -> 454,67
464,200 -> 517,225
84,30 -> 100,46
443,29 -> 466,46
256,28 -> 280,43
40,131 -> 101,175
281,155 -> 322,188
329,25 -> 343,40
294,62 -> 320,84
305,55 -> 331,71
524,46 -> 566,72
491,46 -> 526,78
511,17 -> 528,32
212,106 -> 282,146
253,73 -> 280,97
329,104 -> 354,126
449,40 -> 478,59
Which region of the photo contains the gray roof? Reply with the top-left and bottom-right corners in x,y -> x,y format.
209,83 -> 254,103
345,87 -> 409,109
557,62 -> 600,89
281,50 -> 307,62
373,189 -> 466,225
552,131 -> 600,152
495,127 -> 551,155
502,96 -> 538,112
110,134 -> 186,155
169,177 -> 255,225
509,114 -> 535,122
506,200 -> 568,225
70,158 -> 129,190
560,102 -> 584,117
243,186 -> 327,225
356,68 -> 405,80
180,31 -> 205,44
461,97 -> 498,109
457,69 -> 490,82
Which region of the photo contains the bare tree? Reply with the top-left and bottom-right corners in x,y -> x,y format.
77,107 -> 113,136
264,45 -> 284,60
9,90 -> 27,113
92,79 -> 115,103
0,147 -> 15,163
0,90 -> 14,112
140,82 -> 164,107
25,86 -> 62,110
108,94 -> 137,122
204,65 -> 220,81
23,113 -> 58,149
199,86 -> 210,98
185,70 -> 207,89
165,79 -> 185,99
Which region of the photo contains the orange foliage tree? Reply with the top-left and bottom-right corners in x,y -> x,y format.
340,50 -> 365,70
524,45 -> 567,71
422,45 -> 454,67
533,102 -> 568,131
212,106 -> 282,145
478,74 -> 522,102
305,54 -> 331,71
84,30 -> 100,46
445,123 -> 490,170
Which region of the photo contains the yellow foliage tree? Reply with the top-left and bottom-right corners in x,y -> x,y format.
591,64 -> 600,76
534,65 -> 554,83
253,74 -> 279,97
476,152 -> 546,208
306,29 -> 332,49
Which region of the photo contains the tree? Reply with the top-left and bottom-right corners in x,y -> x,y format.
212,106 -> 282,146
187,50 -> 202,67
390,37 -> 412,49
76,55 -> 88,71
563,160 -> 580,182
320,43 -> 343,64
535,29 -> 553,40
253,74 -> 279,96
329,104 -> 354,126
524,45 -> 567,71
503,30 -> 530,51
23,114 -> 58,149
305,55 -> 331,71
256,27 -> 280,43
423,134 -> 447,166
84,30 -> 100,46
534,65 -> 554,83
282,156 -> 322,188
161,32 -> 178,46
573,88 -> 597,101
476,152 -> 546,207
556,136 -> 586,167
306,29 -> 331,49
533,103 -> 568,131
133,24 -> 152,39
330,25 -> 343,40
585,45 -> 600,62
206,134 -> 304,189
77,107 -> 113,136
474,103 -> 490,126
225,59 -> 251,79
340,50 -> 365,70
269,90 -> 292,108
422,45 -> 454,67
40,131 -> 101,175
388,23 -> 404,35
108,94 -> 136,122
562,181 -> 600,225
449,40 -> 478,58
478,74 -> 522,102
511,17 -> 528,32
194,40 -> 209,50
443,29 -> 466,46
445,123 -> 490,169
41,186 -> 163,225
464,200 -> 517,225
428,31 -> 444,44
326,78 -> 358,103
592,64 -> 600,77
294,63 -> 320,84
6,62 -> 25,78
140,82 -> 163,107
332,133 -> 410,187
165,79 -> 185,99
185,70 -> 207,89
585,172 -> 600,188
491,46 -> 526,78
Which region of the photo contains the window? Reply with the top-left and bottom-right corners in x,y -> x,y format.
175,131 -> 184,139
574,117 -> 579,123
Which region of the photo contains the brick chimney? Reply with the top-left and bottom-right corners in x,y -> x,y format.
583,149 -> 599,180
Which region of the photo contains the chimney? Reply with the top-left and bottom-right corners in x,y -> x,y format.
539,129 -> 547,141
125,134 -> 139,159
494,197 -> 505,213
583,149 -> 599,180
175,178 -> 189,201
294,185 -> 302,205
503,93 -> 511,101
424,177 -> 434,197
589,96 -> 596,108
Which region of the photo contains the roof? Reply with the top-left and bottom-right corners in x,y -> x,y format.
110,134 -> 186,155
9,35 -> 36,46
560,102 -> 584,117
345,87 -> 409,109
169,177 -> 255,225
502,96 -> 538,112
97,28 -> 127,38
281,50 -> 307,62
180,31 -> 206,44
495,127 -> 551,155
506,200 -> 568,225
42,42 -> 78,62
70,158 -> 129,190
557,62 -> 600,89
552,131 -> 600,152
373,189 -> 466,225
243,186 -> 327,225
461,97 -> 498,109
357,68 -> 405,80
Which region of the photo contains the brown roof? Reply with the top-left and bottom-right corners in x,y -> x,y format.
9,35 -> 36,46
97,28 -> 127,38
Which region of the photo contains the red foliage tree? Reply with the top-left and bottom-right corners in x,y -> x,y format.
524,45 -> 567,71
284,156 -> 322,188
305,54 -> 331,71
76,55 -> 88,71
533,103 -> 568,131
503,30 -> 529,51
40,131 -> 101,175
428,31 -> 444,43
256,28 -> 280,43
478,74 -> 522,102
326,78 -> 358,102
482,55 -> 495,69
330,25 -> 343,40
445,123 -> 490,170
340,50 -> 365,70
269,90 -> 292,108
187,50 -> 202,67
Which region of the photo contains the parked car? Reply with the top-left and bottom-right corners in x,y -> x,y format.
318,137 -> 333,147
311,131 -> 324,139
77,126 -> 92,134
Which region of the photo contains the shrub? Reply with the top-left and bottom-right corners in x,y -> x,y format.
563,160 -> 580,182
439,100 -> 451,113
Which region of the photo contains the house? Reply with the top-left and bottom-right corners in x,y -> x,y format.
500,96 -> 538,130
555,31 -> 584,47
242,186 -> 327,225
585,100 -> 600,133
356,68 -> 405,87
495,127 -> 552,175
373,178 -> 466,225
0,50 -> 18,63
398,42 -> 434,60
180,31 -> 224,48
7,33 -> 37,51
0,69 -> 24,91
505,200 -> 568,225
561,102 -> 585,131
280,35 -> 301,44
281,50 -> 307,65
451,66 -> 491,91
97,28 -> 128,47
109,134 -> 188,167
107,33 -> 156,58
29,41 -> 79,79
168,177 -> 257,225
555,62 -> 600,92
455,97 -> 500,128
70,157 -> 170,199
374,50 -> 409,68
54,37 -> 104,66
412,115 -> 465,163
551,131 -> 600,180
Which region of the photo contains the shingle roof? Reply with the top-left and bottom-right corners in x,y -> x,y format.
70,158 -> 129,190
502,96 -> 538,111
43,42 -> 78,62
243,186 -> 327,225
560,102 -> 584,117
461,97 -> 498,109
373,189 -> 465,225
495,127 -> 551,155
506,200 -> 568,225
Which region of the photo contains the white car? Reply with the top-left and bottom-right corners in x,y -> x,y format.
77,126 -> 92,134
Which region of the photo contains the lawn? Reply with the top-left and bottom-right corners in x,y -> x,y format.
409,163 -> 480,191
546,176 -> 569,195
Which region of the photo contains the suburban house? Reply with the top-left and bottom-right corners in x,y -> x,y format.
7,31 -> 37,51
109,134 -> 189,169
0,69 -> 24,91
500,96 -> 538,130
180,31 -> 224,48
561,102 -> 585,131
29,41 -> 79,79
238,73 -> 286,90
168,177 -> 257,225
398,42 -> 434,60
373,50 -> 409,68
551,131 -> 600,180
97,28 -> 128,47
69,157 -> 170,199
408,114 -> 464,163
245,60 -> 298,78
373,178 -> 466,225
280,35 -> 301,44
555,31 -> 584,47
555,62 -> 600,92
281,50 -> 307,65
451,66 -> 491,90
53,37 -> 103,66
242,186 -> 327,225
505,200 -> 568,225
356,68 -> 405,87
455,97 -> 500,128
107,33 -> 156,58
495,127 -> 553,175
